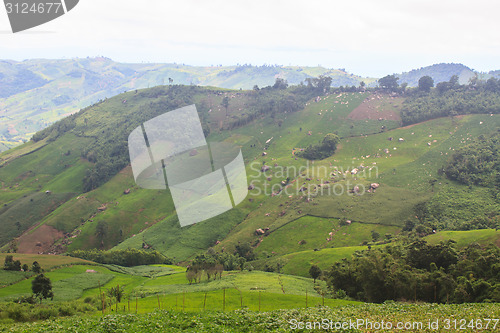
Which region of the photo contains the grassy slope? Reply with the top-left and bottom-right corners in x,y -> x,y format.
0,257 -> 352,314
1,87 -> 499,273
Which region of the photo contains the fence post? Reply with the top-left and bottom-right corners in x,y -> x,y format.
203,292 -> 207,311
183,291 -> 185,312
223,288 -> 226,311
258,291 -> 261,311
98,280 -> 104,316
157,294 -> 161,309
306,290 -> 308,308
116,285 -> 119,312
135,296 -> 138,314
128,299 -> 130,312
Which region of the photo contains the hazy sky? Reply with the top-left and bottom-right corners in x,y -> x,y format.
0,0 -> 499,77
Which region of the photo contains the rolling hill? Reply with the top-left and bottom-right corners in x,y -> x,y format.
3,58 -> 500,153
0,58 -> 373,149
0,81 -> 499,278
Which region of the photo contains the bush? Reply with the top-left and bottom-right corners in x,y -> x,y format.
296,133 -> 339,160
68,248 -> 173,266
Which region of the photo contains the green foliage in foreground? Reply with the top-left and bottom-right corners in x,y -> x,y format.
0,300 -> 96,324
2,303 -> 499,332
328,240 -> 500,303
68,249 -> 173,267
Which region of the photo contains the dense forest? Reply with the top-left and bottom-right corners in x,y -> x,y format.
443,131 -> 500,188
327,240 -> 500,303
401,76 -> 500,125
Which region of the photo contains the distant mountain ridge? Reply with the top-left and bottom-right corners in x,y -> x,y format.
1,58 -> 499,150
396,63 -> 476,86
0,57 -> 370,149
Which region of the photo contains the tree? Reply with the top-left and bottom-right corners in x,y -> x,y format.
429,178 -> 437,192
436,81 -> 450,94
378,75 -> 399,92
235,242 -> 255,261
449,75 -> 460,88
107,285 -> 124,303
485,77 -> 498,92
371,230 -> 380,242
3,255 -> 13,270
31,274 -> 53,304
305,75 -> 332,93
22,264 -> 29,272
322,133 -> 340,153
273,78 -> 288,90
3,255 -> 21,271
95,221 -> 108,247
32,261 -> 42,273
400,82 -> 408,93
403,219 -> 415,232
418,76 -> 434,92
221,96 -> 230,117
309,264 -> 322,283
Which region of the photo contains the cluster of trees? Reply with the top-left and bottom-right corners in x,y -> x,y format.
405,193 -> 500,233
443,132 -> 500,188
186,245 -> 252,284
3,256 -> 53,304
226,76 -> 340,131
401,75 -> 500,125
327,240 -> 500,303
296,133 -> 340,160
68,249 -> 172,267
3,255 -> 42,273
223,88 -> 306,131
81,85 -> 200,191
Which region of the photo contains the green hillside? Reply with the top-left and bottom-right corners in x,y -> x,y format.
0,58 -> 374,148
0,83 -> 499,277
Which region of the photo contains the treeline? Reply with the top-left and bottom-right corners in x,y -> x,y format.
186,244 -> 254,284
68,248 -> 173,267
3,255 -> 42,273
327,240 -> 500,303
443,131 -> 500,188
401,76 -> 500,125
224,76 -> 334,131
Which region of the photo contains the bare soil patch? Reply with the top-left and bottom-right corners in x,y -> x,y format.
348,93 -> 402,121
17,224 -> 65,254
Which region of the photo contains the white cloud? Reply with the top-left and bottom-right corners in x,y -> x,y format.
0,0 -> 499,76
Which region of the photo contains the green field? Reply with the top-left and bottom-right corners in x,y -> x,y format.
2,303 -> 499,332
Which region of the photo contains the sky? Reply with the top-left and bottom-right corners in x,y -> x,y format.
0,0 -> 499,77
